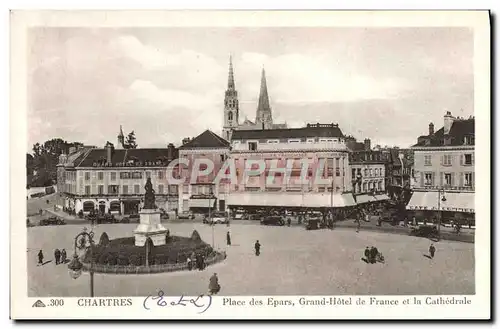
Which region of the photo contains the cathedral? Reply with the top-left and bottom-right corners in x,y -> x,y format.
222,56 -> 287,141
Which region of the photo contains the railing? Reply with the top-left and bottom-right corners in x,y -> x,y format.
414,185 -> 474,192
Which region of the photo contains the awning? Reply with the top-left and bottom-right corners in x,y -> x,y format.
189,198 -> 216,208
374,194 -> 390,201
227,192 -> 356,208
406,191 -> 474,213
355,194 -> 377,204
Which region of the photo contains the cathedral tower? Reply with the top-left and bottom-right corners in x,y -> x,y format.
255,68 -> 273,129
117,125 -> 125,149
222,55 -> 240,141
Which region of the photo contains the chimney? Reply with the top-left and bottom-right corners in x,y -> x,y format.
364,138 -> 371,151
167,143 -> 175,161
105,141 -> 114,165
443,111 -> 454,135
182,137 -> 191,145
428,122 -> 434,135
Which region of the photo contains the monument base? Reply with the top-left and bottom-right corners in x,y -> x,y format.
134,208 -> 168,246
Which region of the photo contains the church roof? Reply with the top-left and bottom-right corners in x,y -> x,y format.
231,124 -> 344,140
179,130 -> 230,149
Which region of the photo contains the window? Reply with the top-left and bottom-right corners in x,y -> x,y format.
335,158 -> 340,176
110,172 -> 116,181
85,185 -> 91,195
134,185 -> 140,194
288,139 -> 301,143
424,173 -> 433,186
85,172 -> 90,181
464,154 -> 472,165
352,169 -> 356,179
146,171 -> 151,179
98,172 -> 104,180
444,173 -> 452,186
97,185 -> 104,194
369,169 -> 373,177
228,112 -> 233,121
158,170 -> 164,179
362,182 -> 367,192
375,168 -> 379,176
424,155 -> 432,166
464,173 -> 473,187
108,185 -> 119,194
364,169 -> 368,177
132,172 -> 142,179
220,154 -> 226,162
158,184 -> 164,194
378,181 -> 382,190
122,185 -> 128,194
169,185 -> 178,194
248,142 -> 257,151
442,155 -> 452,166
464,135 -> 474,145
307,138 -> 315,143
120,172 -> 130,179
267,140 -> 279,144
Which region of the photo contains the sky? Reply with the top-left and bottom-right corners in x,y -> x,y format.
27,27 -> 474,150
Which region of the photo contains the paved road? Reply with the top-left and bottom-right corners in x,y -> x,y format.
27,222 -> 474,297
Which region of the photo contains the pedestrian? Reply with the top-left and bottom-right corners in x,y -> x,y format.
61,249 -> 67,264
412,216 -> 417,226
254,240 -> 261,256
226,231 -> 231,246
37,250 -> 44,266
54,248 -> 61,265
356,218 -> 361,233
364,247 -> 370,262
187,256 -> 192,271
287,217 -> 291,227
369,246 -> 377,264
429,244 -> 436,258
373,246 -> 379,262
208,273 -> 221,295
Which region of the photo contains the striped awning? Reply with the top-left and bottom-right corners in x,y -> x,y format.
406,191 -> 474,213
355,194 -> 377,204
227,192 -> 355,208
189,198 -> 216,208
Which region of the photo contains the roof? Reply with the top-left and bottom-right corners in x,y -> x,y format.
231,124 -> 344,140
413,118 -> 474,147
76,147 -> 178,167
179,130 -> 230,149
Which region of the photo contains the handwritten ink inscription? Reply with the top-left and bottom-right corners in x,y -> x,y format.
143,290 -> 212,314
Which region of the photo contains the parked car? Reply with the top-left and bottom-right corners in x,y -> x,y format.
177,211 -> 195,220
410,225 -> 439,239
39,216 -> 65,226
204,212 -> 229,224
306,218 -> 320,230
233,212 -> 245,220
260,216 -> 285,226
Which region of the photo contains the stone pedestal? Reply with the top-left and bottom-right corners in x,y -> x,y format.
134,208 -> 167,246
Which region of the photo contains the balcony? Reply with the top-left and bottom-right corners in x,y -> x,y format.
413,185 -> 474,192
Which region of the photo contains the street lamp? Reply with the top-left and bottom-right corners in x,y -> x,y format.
67,227 -> 96,297
437,188 -> 447,241
209,185 -> 215,248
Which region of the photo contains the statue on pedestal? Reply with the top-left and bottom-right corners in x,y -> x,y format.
143,177 -> 156,209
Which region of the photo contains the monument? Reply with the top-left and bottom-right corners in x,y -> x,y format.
134,178 -> 168,246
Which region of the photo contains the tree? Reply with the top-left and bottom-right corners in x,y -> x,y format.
124,131 -> 138,149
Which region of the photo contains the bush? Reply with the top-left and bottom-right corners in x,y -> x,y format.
117,254 -> 129,266
99,232 -> 110,246
191,230 -> 201,241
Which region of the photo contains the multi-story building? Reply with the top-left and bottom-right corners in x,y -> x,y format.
57,136 -> 179,215
407,111 -> 475,224
222,56 -> 286,141
349,150 -> 389,204
386,148 -> 414,202
227,123 -> 355,211
178,130 -> 230,213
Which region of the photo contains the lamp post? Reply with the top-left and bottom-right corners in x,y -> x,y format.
209,185 -> 214,248
437,188 -> 447,241
67,227 -> 96,297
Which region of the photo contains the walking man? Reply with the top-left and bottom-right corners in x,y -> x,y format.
37,250 -> 44,266
369,246 -> 377,264
287,217 -> 291,227
254,240 -> 261,256
208,273 -> 221,295
356,218 -> 361,233
364,247 -> 370,263
226,231 -> 231,246
54,248 -> 61,265
61,249 -> 67,264
429,244 -> 436,259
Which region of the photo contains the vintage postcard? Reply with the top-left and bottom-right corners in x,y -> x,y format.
10,10 -> 491,320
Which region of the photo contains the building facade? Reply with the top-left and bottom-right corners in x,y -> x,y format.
407,111 -> 475,224
222,56 -> 286,141
57,141 -> 179,215
178,130 -> 230,213
227,123 -> 355,211
349,150 -> 388,204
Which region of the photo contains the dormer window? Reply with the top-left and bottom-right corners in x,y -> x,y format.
464,135 -> 474,145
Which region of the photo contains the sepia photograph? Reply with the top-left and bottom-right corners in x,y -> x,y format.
10,10 -> 491,320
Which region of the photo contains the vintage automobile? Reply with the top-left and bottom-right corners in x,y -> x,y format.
305,218 -> 320,230
177,211 -> 195,220
39,216 -> 66,226
260,216 -> 285,226
409,225 -> 440,239
204,212 -> 229,224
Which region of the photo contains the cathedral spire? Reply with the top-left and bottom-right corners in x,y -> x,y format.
117,125 -> 125,149
227,55 -> 235,90
255,67 -> 272,126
